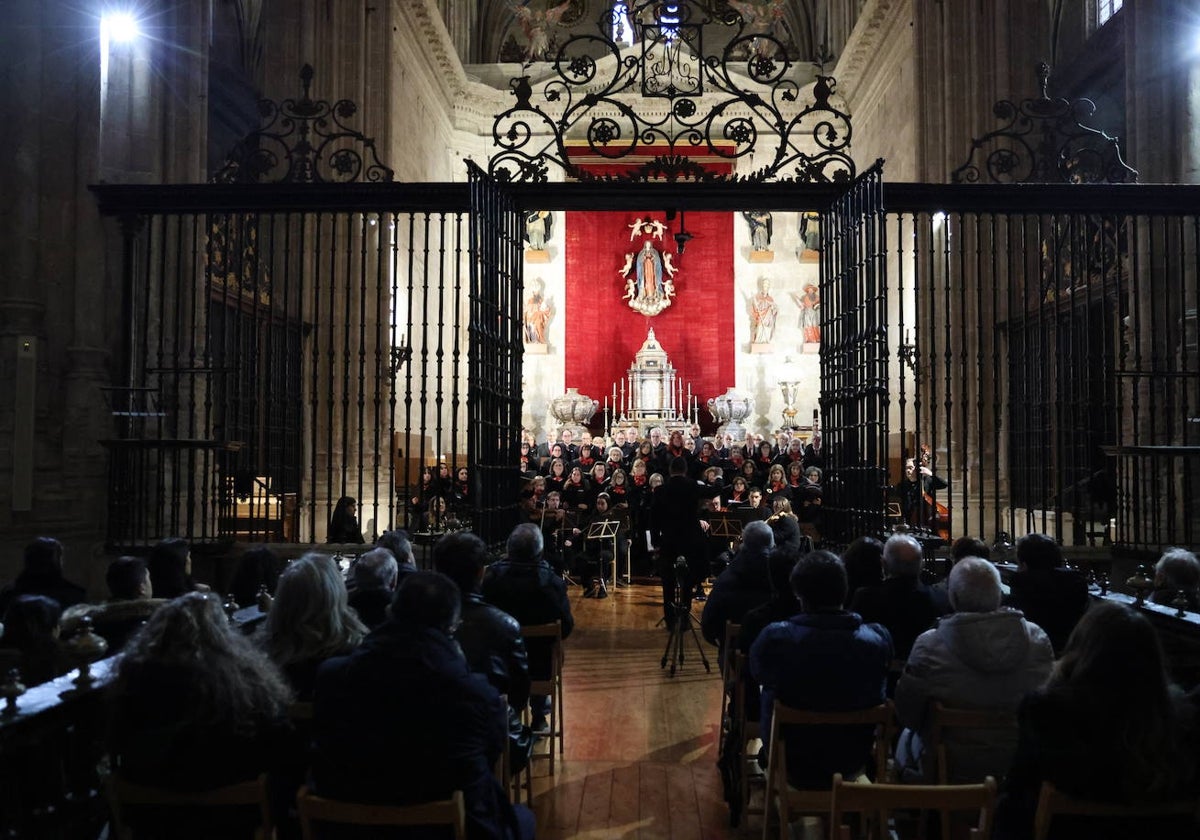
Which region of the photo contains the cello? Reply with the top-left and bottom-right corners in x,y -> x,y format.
919,443 -> 952,542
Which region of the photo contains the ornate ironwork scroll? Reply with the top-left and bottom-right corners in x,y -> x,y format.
489,1 -> 854,183
951,63 -> 1137,184
215,64 -> 394,184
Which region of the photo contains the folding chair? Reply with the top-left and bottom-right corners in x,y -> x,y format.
829,772 -> 997,840
927,701 -> 1017,839
107,773 -> 273,840
296,786 -> 466,840
761,699 -> 894,840
521,620 -> 565,775
1032,780 -> 1200,840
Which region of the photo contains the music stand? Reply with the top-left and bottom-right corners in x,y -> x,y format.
707,515 -> 743,543
585,520 -> 620,598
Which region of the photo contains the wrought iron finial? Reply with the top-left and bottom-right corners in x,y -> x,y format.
489,0 -> 855,183
214,65 -> 394,184
951,63 -> 1137,184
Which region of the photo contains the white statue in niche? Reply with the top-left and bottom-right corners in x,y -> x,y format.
748,277 -> 779,345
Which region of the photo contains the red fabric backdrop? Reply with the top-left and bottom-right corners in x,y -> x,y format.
564,210 -> 735,414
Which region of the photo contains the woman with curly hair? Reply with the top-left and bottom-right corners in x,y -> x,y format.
257,553 -> 367,700
108,592 -> 292,800
996,600 -> 1200,839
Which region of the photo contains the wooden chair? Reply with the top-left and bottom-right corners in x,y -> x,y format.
1032,780 -> 1200,840
494,694 -> 533,807
761,699 -> 894,840
296,786 -> 467,840
730,651 -> 765,823
927,702 -> 1018,784
927,701 -> 1017,839
716,620 -> 741,761
107,773 -> 273,840
521,620 -> 565,775
829,772 -> 997,840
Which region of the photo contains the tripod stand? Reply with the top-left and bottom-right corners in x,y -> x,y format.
660,556 -> 712,677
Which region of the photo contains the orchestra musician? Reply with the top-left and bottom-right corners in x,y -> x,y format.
897,446 -> 950,539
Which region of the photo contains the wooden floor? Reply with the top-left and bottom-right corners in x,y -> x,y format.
528,583 -> 749,840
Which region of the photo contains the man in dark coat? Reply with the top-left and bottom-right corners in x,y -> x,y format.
311,571 -> 534,840
482,523 -> 574,731
651,456 -> 720,627
1006,532 -> 1089,655
750,550 -> 893,789
850,533 -> 949,666
700,519 -> 775,669
435,531 -> 533,772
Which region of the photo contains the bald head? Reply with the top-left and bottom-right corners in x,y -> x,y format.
882,533 -> 923,578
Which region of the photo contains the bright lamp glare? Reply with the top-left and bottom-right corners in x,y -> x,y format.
932,211 -> 947,226
102,12 -> 140,44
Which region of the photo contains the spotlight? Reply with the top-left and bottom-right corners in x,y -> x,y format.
102,12 -> 140,44
932,211 -> 947,226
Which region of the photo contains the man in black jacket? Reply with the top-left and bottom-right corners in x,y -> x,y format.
483,523 -> 574,732
312,571 -> 535,840
850,533 -> 948,666
1007,532 -> 1089,655
651,456 -> 721,627
435,531 -> 533,771
700,519 -> 775,669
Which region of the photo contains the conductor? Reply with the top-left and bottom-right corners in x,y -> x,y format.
651,456 -> 720,628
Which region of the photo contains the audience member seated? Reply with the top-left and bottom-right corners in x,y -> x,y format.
435,531 -> 534,775
0,537 -> 86,618
376,528 -> 419,573
228,546 -> 286,610
327,495 -> 365,544
736,543 -> 805,723
851,533 -> 949,665
147,537 -> 208,600
0,594 -> 73,686
346,547 -> 400,630
257,553 -> 366,700
483,523 -> 574,733
995,601 -> 1200,840
107,592 -> 292,835
1006,533 -> 1088,656
750,550 -> 893,788
767,511 -> 804,552
841,536 -> 884,607
700,520 -> 776,669
895,557 -> 1054,783
312,572 -> 535,840
1151,546 -> 1200,612
61,556 -> 165,652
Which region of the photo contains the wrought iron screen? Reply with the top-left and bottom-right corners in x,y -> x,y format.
881,185 -> 1200,554
818,163 -> 890,545
467,164 -> 526,546
90,184 -> 520,549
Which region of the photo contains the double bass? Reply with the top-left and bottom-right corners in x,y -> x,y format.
918,443 -> 951,542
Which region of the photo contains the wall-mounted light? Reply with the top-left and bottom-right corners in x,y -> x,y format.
674,211 -> 693,255
101,11 -> 141,45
